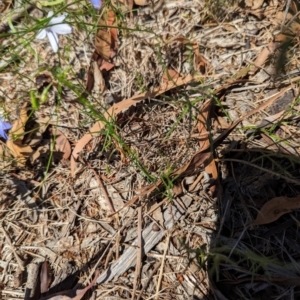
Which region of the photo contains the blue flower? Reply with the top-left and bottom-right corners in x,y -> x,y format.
0,117 -> 12,140
90,0 -> 102,9
36,11 -> 72,53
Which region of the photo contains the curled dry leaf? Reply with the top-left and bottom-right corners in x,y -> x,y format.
95,10 -> 117,60
93,10 -> 116,94
253,196 -> 300,225
95,23 -> 111,61
6,140 -> 32,166
6,103 -> 33,166
27,117 -> 50,147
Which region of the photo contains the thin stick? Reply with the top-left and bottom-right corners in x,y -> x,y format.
136,262 -> 161,300
155,233 -> 170,300
132,206 -> 143,299
281,0 -> 291,32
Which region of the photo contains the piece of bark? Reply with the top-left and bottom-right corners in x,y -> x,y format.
25,262 -> 42,300
96,197 -> 188,283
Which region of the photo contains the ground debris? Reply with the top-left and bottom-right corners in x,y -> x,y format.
2,0 -> 300,299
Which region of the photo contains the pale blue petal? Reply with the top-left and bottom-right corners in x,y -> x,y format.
36,29 -> 47,39
90,0 -> 102,9
0,120 -> 12,140
47,11 -> 54,18
51,23 -> 72,35
46,30 -> 59,52
49,14 -> 67,25
2,121 -> 12,130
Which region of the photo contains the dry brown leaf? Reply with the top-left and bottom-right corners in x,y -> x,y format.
6,140 -> 33,166
71,74 -> 203,177
95,24 -> 111,61
10,102 -> 27,139
95,10 -> 117,60
107,10 -> 117,50
125,0 -> 134,10
253,196 -> 300,225
53,129 -> 71,160
6,103 -> 33,166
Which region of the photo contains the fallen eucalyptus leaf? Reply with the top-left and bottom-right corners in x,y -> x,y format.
254,196 -> 300,225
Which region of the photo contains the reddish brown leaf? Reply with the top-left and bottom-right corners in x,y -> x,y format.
95,25 -> 111,61
254,196 -> 300,225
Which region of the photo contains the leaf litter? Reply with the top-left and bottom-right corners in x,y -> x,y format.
2,0 -> 300,299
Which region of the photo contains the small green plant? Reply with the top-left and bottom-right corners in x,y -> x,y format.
160,165 -> 176,199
